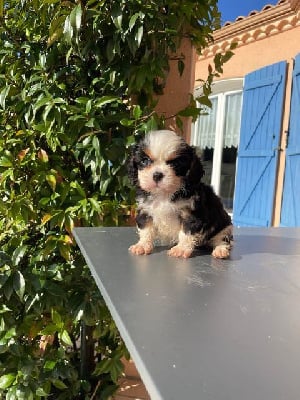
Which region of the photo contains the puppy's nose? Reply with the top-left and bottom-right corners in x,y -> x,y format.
153,171 -> 164,183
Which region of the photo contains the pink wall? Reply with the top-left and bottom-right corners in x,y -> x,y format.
195,25 -> 300,84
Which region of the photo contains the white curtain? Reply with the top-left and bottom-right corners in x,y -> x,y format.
223,92 -> 243,148
192,92 -> 243,149
192,97 -> 218,149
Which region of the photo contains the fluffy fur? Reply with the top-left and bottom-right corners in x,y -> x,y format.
128,130 -> 233,259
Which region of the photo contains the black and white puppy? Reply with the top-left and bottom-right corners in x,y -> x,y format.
128,130 -> 233,259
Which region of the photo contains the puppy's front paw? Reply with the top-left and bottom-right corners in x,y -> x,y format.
212,245 -> 230,259
129,242 -> 153,255
168,245 -> 193,259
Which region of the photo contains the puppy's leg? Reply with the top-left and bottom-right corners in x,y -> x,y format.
168,230 -> 195,259
209,225 -> 233,259
129,211 -> 154,255
129,226 -> 154,255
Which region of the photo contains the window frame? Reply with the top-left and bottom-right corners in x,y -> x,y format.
192,78 -> 244,196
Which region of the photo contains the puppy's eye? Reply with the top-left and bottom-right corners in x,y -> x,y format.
167,156 -> 186,168
167,156 -> 189,175
139,155 -> 152,168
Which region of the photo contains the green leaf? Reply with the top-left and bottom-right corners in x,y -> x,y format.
33,95 -> 52,113
46,174 -> 57,191
0,305 -> 12,314
176,116 -> 183,131
100,178 -> 111,196
110,358 -> 124,383
59,329 -> 73,346
48,15 -> 65,46
111,6 -> 123,30
36,387 -> 49,396
0,373 -> 16,389
135,25 -> 143,47
3,276 -> 14,301
51,309 -> 62,327
95,96 -> 120,107
0,155 -> 13,167
120,118 -> 134,127
0,85 -> 10,109
71,181 -> 86,197
129,13 -> 139,31
12,245 -> 28,266
93,357 -> 124,383
89,197 -> 101,212
51,379 -> 68,390
178,59 -> 185,76
0,251 -> 12,267
70,4 -> 82,31
178,105 -> 200,120
44,360 -> 57,370
133,105 -> 142,120
86,99 -> 92,113
197,95 -> 212,108
13,271 -> 26,300
63,15 -> 73,43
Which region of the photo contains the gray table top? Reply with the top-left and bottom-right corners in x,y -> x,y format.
73,227 -> 300,400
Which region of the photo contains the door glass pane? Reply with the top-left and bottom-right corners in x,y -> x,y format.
220,92 -> 242,210
191,97 -> 218,185
220,147 -> 237,210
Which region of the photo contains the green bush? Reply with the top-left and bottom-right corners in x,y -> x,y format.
0,1 -> 231,398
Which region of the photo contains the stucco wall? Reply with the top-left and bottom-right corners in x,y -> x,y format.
155,38 -> 196,137
195,24 -> 300,85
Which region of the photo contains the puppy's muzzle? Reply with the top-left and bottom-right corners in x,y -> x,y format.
153,171 -> 164,183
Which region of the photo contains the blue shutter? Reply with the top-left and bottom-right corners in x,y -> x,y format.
280,54 -> 300,226
233,61 -> 287,226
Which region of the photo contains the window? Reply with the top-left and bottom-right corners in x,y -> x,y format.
191,79 -> 243,211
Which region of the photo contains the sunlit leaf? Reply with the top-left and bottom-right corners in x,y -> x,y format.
0,85 -> 10,109
46,174 -> 56,191
63,15 -> 73,43
89,197 -> 101,212
13,271 -> 26,300
95,96 -> 120,107
51,379 -> 68,390
0,155 -> 13,167
0,373 -> 15,389
51,309 -> 62,327
135,25 -> 143,47
59,329 -> 73,346
38,149 -> 49,163
70,4 -> 82,31
44,360 -> 56,371
111,6 -> 123,30
36,387 -> 49,396
129,13 -> 139,31
41,213 -> 52,225
12,245 -> 28,266
133,105 -> 142,120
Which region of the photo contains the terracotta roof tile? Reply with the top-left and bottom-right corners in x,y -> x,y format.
222,0 -> 286,26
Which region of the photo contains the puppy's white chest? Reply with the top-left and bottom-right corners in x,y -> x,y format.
150,199 -> 181,242
151,199 -> 177,223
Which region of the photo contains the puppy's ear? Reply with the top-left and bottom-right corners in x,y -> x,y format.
187,147 -> 205,185
127,145 -> 139,185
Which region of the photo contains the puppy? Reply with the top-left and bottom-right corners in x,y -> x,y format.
128,130 -> 233,259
